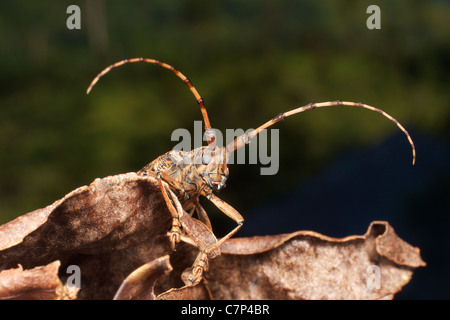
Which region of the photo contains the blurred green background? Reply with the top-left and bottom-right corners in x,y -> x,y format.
0,0 -> 449,298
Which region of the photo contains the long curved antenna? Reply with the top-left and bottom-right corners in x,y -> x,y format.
226,100 -> 416,165
86,57 -> 215,144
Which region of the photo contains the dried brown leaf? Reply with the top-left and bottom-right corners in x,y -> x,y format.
0,261 -> 78,300
0,171 -> 425,300
157,283 -> 212,300
0,173 -> 174,299
113,256 -> 172,300
203,221 -> 425,300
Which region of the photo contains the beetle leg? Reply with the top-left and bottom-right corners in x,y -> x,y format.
180,194 -> 243,287
195,202 -> 213,232
181,252 -> 209,287
141,171 -> 221,285
164,190 -> 219,287
156,177 -> 182,250
141,170 -> 187,249
203,193 -> 244,255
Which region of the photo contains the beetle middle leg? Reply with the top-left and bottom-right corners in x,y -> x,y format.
202,193 -> 244,255
153,174 -> 220,285
179,193 -> 245,286
195,202 -> 213,232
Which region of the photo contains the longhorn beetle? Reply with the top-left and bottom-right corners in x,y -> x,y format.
87,57 -> 416,286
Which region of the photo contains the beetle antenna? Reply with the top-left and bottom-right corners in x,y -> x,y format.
226,101 -> 416,165
86,58 -> 215,145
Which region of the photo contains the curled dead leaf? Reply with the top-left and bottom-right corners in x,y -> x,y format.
0,172 -> 425,300
203,221 -> 425,299
0,261 -> 78,300
113,256 -> 172,300
0,173 -> 174,299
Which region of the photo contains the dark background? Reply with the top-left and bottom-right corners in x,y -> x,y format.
0,1 -> 449,299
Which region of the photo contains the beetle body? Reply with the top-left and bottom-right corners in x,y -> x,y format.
138,145 -> 229,210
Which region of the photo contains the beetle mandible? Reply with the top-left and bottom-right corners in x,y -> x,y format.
87,58 -> 416,286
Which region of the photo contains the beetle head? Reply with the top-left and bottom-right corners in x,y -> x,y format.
195,146 -> 229,192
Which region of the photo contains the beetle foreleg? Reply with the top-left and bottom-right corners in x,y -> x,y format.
157,177 -> 183,250
181,252 -> 209,287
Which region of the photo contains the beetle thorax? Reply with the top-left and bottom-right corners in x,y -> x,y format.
138,146 -> 229,202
